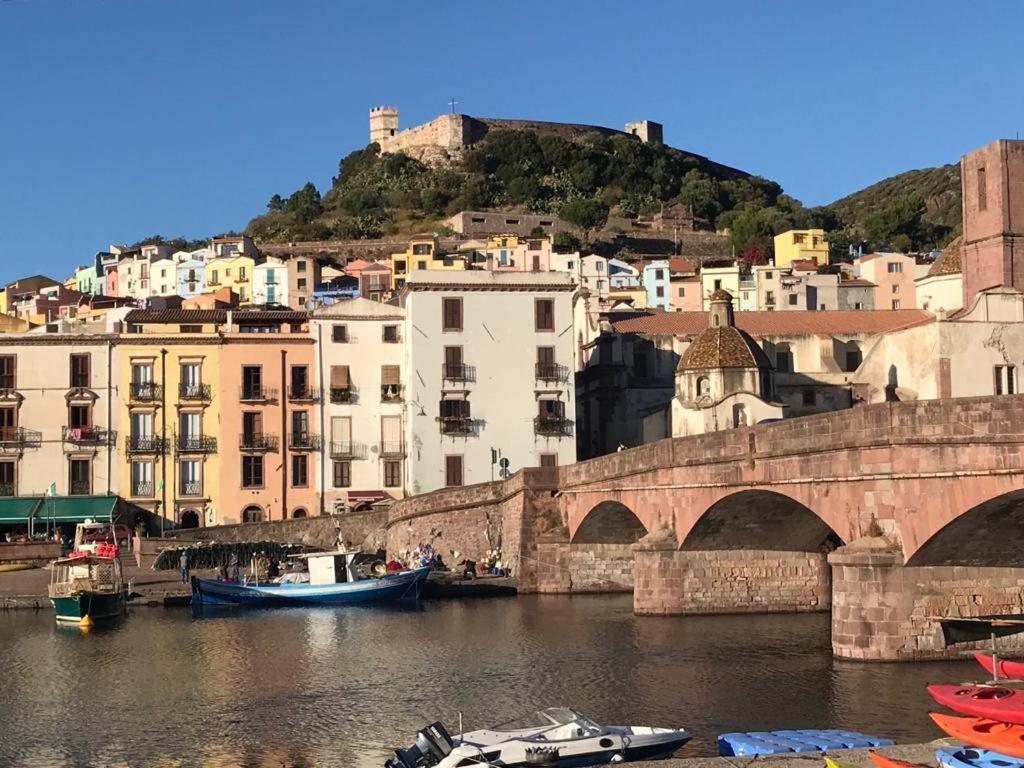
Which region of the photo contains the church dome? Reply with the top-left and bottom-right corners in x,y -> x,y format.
708,288 -> 733,302
928,237 -> 962,277
677,326 -> 773,371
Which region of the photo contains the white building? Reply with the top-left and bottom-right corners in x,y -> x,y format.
254,257 -> 290,308
403,271 -> 576,494
550,252 -> 609,299
311,298 -> 407,510
700,263 -> 757,311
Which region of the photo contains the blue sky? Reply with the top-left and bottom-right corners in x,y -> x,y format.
1,0 -> 1022,283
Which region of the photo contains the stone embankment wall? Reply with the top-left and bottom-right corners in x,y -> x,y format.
167,510 -> 387,552
531,539 -> 635,593
634,544 -> 830,616
0,541 -> 60,562
831,548 -> 1024,660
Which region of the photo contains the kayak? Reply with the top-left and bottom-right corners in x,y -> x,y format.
825,757 -> 860,768
929,684 -> 1024,725
869,751 -> 931,768
976,653 -> 1024,680
936,746 -> 1024,768
930,713 -> 1024,759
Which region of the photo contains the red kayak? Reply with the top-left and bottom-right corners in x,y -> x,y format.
975,653 -> 1024,679
928,684 -> 1024,725
930,713 -> 1024,759
869,751 -> 930,768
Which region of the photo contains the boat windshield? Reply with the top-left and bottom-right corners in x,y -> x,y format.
493,708 -> 598,732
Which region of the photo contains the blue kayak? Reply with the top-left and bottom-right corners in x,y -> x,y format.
937,747 -> 1024,768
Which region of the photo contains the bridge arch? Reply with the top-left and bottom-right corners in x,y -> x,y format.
907,489 -> 1024,567
572,500 -> 648,544
681,489 -> 842,552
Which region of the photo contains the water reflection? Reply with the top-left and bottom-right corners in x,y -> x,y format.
0,595 -> 977,767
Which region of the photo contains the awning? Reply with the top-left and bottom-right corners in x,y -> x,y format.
441,391 -> 467,400
32,495 -> 117,523
381,365 -> 401,386
537,392 -> 561,401
330,365 -> 350,387
0,497 -> 42,524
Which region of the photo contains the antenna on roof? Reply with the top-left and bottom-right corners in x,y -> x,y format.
449,97 -> 459,114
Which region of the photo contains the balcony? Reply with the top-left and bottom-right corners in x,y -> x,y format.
178,480 -> 204,498
439,417 -> 476,436
176,434 -> 218,454
0,482 -> 13,497
239,432 -> 278,451
381,385 -> 403,403
63,426 -> 115,446
534,416 -> 573,438
330,442 -> 368,460
69,480 -> 91,496
289,432 -> 322,451
379,441 -> 406,457
329,387 -> 353,404
239,385 -> 278,403
442,363 -> 476,383
125,435 -> 168,454
535,363 -> 569,383
129,382 -> 162,402
0,427 -> 41,450
288,385 -> 320,403
179,383 -> 212,402
130,481 -> 154,498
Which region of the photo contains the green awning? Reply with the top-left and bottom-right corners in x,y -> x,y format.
31,496 -> 117,523
0,497 -> 42,523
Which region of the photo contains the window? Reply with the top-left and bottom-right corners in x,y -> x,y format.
713,279 -> 722,291
384,460 -> 401,488
412,243 -> 432,255
70,354 -> 90,388
0,461 -> 14,495
297,278 -> 307,290
766,290 -> 775,303
765,271 -> 773,280
291,410 -> 310,445
445,455 -> 464,487
697,376 -> 710,397
290,365 -> 309,398
775,343 -> 794,373
238,267 -> 247,280
442,298 -> 463,331
0,355 -> 15,390
69,458 -> 90,495
333,460 -> 351,488
241,366 -> 262,399
131,460 -> 153,497
655,269 -> 664,280
892,285 -> 900,293
69,404 -> 91,428
535,299 -> 555,332
891,299 -> 901,309
978,167 -> 988,211
845,344 -> 863,372
655,286 -> 665,298
678,287 -> 685,297
297,261 -> 307,273
291,454 -> 308,488
417,260 -> 427,270
788,294 -> 798,306
996,365 -> 1016,395
887,262 -> 903,273
383,325 -> 400,343
540,454 -> 558,467
538,398 -> 565,420
179,325 -> 202,333
854,302 -> 863,310
802,389 -> 815,406
332,325 -> 348,343
179,459 -> 201,497
242,455 -> 264,488
632,349 -> 649,378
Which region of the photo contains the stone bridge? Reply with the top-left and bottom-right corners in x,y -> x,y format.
385,395 -> 1024,661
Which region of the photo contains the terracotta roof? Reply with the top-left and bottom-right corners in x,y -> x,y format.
360,262 -> 391,273
928,237 -> 962,277
678,326 -> 772,371
790,259 -> 820,271
840,278 -> 877,288
124,309 -> 307,324
613,309 -> 933,337
668,258 -> 696,275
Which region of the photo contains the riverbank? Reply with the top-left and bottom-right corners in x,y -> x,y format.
662,740 -> 956,768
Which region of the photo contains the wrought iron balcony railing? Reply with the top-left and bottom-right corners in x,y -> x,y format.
441,363 -> 475,383
287,385 -> 320,402
239,432 -> 279,451
289,432 -> 322,451
380,385 -> 403,403
179,480 -> 203,498
63,426 -> 115,445
179,383 -> 212,401
329,442 -> 368,459
329,387 -> 353,404
69,480 -> 91,496
379,441 -> 406,457
0,427 -> 42,449
125,435 -> 168,454
239,385 -> 278,402
131,481 -> 154,498
176,434 -> 218,453
0,482 -> 14,497
439,417 -> 476,436
129,382 -> 162,402
534,416 -> 573,437
535,362 -> 569,382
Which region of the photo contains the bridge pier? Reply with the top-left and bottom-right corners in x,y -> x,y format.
633,533 -> 831,616
830,544 -> 1024,660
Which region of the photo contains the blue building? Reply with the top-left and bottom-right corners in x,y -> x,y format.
643,260 -> 671,310
176,259 -> 206,299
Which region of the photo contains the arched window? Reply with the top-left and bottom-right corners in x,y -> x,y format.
180,509 -> 200,529
242,505 -> 263,523
712,314 -> 720,327
732,403 -> 748,428
291,508 -> 307,518
844,342 -> 862,372
775,342 -> 794,373
697,376 -> 711,397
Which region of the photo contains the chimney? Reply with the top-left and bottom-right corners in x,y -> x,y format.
226,310 -> 233,333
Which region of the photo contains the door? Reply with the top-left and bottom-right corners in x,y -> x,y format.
180,363 -> 200,396
242,366 -> 262,398
444,346 -> 462,378
130,412 -> 153,439
381,415 -> 402,454
331,416 -> 351,452
292,410 -> 309,445
242,411 -> 262,440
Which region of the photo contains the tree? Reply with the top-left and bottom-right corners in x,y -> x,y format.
284,182 -> 323,225
267,194 -> 285,213
559,197 -> 609,244
552,231 -> 581,253
677,170 -> 722,227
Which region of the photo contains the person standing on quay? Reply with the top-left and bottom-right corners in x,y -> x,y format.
179,550 -> 190,584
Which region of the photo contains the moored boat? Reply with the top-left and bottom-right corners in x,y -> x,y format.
976,654 -> 1024,681
930,713 -> 1024,760
385,707 -> 691,767
48,545 -> 126,625
928,684 -> 1024,725
191,549 -> 429,607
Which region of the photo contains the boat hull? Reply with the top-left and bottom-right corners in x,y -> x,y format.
191,567 -> 430,607
50,592 -> 125,624
929,684 -> 1024,725
936,746 -> 1024,768
930,713 -> 1024,760
976,653 -> 1024,680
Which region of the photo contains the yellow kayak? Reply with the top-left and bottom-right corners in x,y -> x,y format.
826,757 -> 862,768
0,562 -> 34,573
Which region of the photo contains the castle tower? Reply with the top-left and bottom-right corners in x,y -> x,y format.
625,119 -> 663,144
961,139 -> 1024,309
369,106 -> 399,145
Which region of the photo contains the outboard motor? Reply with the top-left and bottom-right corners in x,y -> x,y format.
385,722 -> 454,768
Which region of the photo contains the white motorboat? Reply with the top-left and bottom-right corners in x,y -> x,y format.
385,707 -> 691,767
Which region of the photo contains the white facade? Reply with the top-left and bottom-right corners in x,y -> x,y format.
149,258 -> 178,297
608,258 -> 640,288
916,272 -> 963,315
700,265 -> 743,310
311,299 -> 407,508
403,271 -> 576,494
550,252 -> 608,299
254,257 -> 290,308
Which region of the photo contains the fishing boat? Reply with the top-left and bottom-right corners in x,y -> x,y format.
930,713 -> 1024,760
191,549 -> 429,607
385,707 -> 691,767
928,683 -> 1024,725
48,544 -> 126,625
936,746 -> 1024,768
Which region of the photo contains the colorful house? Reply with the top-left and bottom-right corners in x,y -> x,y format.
773,229 -> 829,268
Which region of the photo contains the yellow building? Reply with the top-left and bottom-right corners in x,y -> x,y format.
773,229 -> 829,268
205,256 -> 255,304
118,312 -> 222,528
390,234 -> 464,287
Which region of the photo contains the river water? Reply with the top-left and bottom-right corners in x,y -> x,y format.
0,595 -> 976,768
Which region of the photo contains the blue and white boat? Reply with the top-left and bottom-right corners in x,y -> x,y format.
191,550 -> 429,607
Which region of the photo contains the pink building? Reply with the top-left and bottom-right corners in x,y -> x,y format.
856,253 -> 917,311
